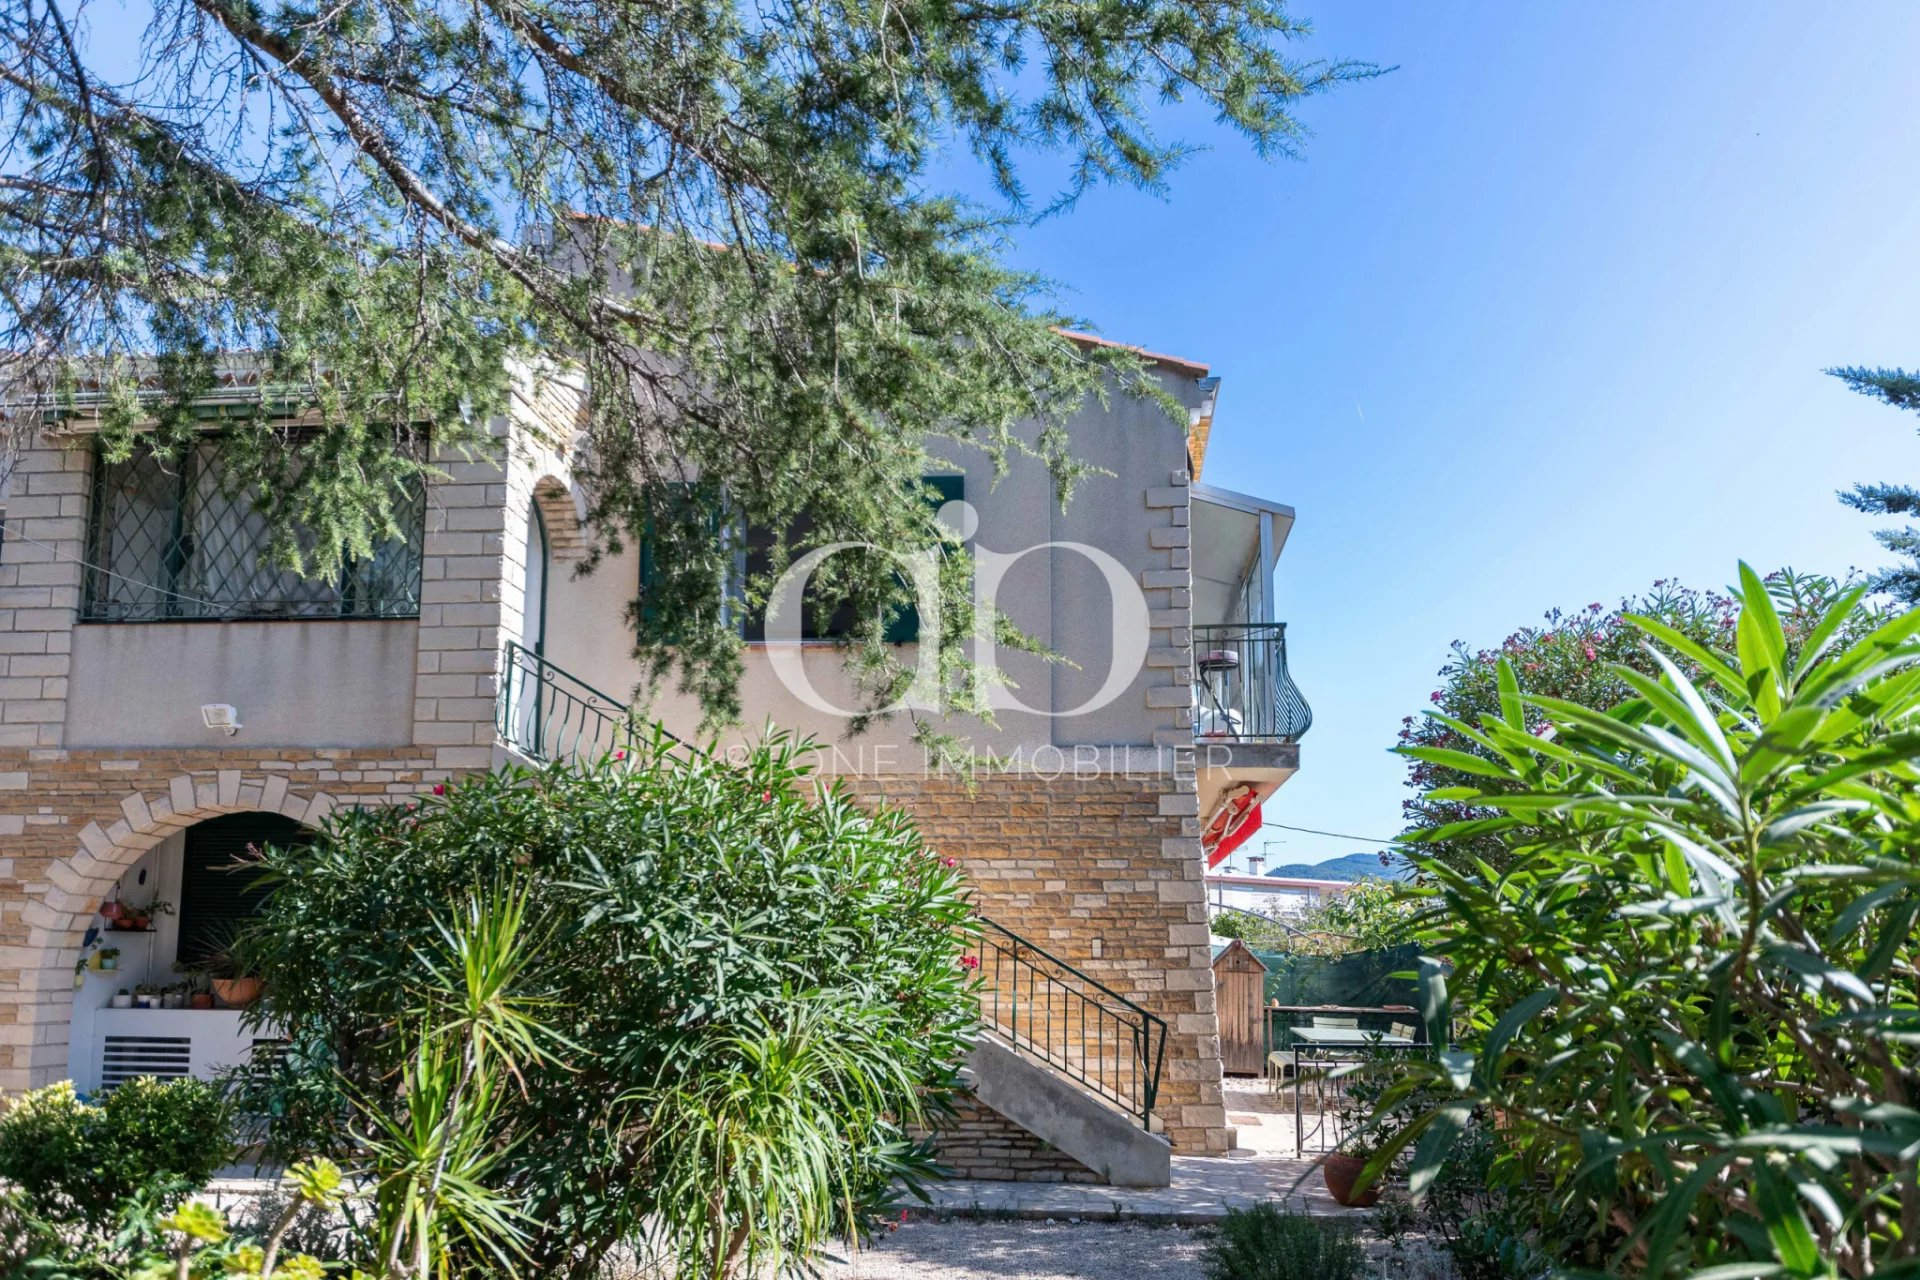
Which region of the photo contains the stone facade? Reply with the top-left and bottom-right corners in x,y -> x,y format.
0,363 -> 1240,1165
918,1092 -> 1099,1183
843,768 -> 1228,1156
0,748 -> 445,1088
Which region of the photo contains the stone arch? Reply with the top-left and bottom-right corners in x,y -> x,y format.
8,773 -> 342,1092
530,476 -> 588,563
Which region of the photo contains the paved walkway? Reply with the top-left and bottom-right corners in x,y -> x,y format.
210,1083 -> 1356,1229
917,1153 -> 1349,1224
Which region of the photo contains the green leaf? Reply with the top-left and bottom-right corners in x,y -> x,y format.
1790,584 -> 1871,686
1472,988 -> 1556,1091
1753,1166 -> 1821,1277
1626,612 -> 1747,701
1497,656 -> 1526,730
1406,1101 -> 1471,1202
1736,562 -> 1790,719
1417,955 -> 1450,1052
1398,746 -> 1518,781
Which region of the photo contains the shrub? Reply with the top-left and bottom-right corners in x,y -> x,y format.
1201,1202 -> 1365,1280
0,1076 -> 233,1234
1399,569 -> 1882,872
25,1159 -> 348,1280
1287,877 -> 1422,957
240,729 -> 976,1280
1386,566 -> 1920,1274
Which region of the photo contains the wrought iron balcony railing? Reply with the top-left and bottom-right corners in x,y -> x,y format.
497,641 -> 645,764
1191,622 -> 1312,742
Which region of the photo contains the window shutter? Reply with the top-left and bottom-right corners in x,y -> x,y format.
883,475 -> 964,644
176,813 -> 311,967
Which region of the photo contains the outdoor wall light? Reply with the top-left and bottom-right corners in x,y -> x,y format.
201,704 -> 243,736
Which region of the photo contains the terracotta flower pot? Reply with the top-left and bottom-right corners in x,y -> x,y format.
1321,1153 -> 1381,1208
212,977 -> 263,1007
190,992 -> 215,1010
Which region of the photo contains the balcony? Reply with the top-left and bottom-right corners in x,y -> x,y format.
1190,622 -> 1308,847
1191,622 -> 1311,743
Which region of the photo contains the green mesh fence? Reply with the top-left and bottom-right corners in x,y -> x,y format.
1249,943 -> 1425,1052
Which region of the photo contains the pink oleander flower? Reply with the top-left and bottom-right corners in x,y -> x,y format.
761,790 -> 773,803
613,749 -> 626,761
432,783 -> 446,796
959,954 -> 979,971
1584,646 -> 1597,662
1430,691 -> 1442,704
942,856 -> 958,868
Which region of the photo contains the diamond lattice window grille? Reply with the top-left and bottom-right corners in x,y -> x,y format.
82,440 -> 424,622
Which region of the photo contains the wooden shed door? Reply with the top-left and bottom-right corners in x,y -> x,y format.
1215,951 -> 1268,1076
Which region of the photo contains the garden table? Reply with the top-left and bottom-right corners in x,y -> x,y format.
1285,1026 -> 1421,1153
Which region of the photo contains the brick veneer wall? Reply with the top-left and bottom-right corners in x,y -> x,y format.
844,766 -> 1229,1157
0,748 -> 457,1090
917,1092 -> 1099,1183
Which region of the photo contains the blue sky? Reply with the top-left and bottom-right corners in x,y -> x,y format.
966,4 -> 1920,864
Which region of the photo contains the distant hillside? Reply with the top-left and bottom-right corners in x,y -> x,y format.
1262,851 -> 1409,882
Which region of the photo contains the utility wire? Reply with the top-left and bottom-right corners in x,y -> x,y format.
1261,820 -> 1419,850
0,517 -> 230,612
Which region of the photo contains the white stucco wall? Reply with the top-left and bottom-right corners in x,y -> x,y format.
64,619 -> 419,748
532,368 -> 1204,757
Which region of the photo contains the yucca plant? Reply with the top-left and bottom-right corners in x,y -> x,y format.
354,876 -> 564,1280
1380,565 -> 1920,1276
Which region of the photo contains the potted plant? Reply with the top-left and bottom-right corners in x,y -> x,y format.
133,984 -> 158,1010
189,987 -> 214,1010
119,897 -> 173,932
110,989 -> 132,1009
96,947 -> 119,972
193,931 -> 263,1008
1321,1073 -> 1402,1208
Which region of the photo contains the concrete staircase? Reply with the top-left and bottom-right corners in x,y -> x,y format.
963,1033 -> 1172,1186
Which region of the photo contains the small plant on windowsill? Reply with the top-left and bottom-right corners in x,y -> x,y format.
96,947 -> 120,972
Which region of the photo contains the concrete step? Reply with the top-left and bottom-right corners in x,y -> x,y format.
962,1033 -> 1172,1187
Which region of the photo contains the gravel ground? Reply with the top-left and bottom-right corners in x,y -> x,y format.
819,1220 -> 1212,1280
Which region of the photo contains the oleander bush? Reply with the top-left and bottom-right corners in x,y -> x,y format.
1400,570 -> 1884,874
239,728 -> 977,1280
1382,566 -> 1920,1275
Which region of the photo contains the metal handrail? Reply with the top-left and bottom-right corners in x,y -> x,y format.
967,918 -> 1167,1129
1191,621 -> 1312,742
497,640 -> 644,764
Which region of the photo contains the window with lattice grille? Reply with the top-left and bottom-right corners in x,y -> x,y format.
81,440 -> 423,622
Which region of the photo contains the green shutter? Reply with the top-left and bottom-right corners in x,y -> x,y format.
176,813 -> 311,967
884,474 -> 965,644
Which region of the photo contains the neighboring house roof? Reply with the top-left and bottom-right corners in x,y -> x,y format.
1206,873 -> 1351,892
1057,330 -> 1211,380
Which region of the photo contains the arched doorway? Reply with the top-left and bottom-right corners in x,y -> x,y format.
69,810 -> 314,1092
523,500 -> 549,659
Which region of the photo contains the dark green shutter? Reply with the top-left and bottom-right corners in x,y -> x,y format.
176,813 -> 310,967
884,474 -> 965,644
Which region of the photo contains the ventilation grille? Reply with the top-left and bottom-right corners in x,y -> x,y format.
100,1035 -> 191,1088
